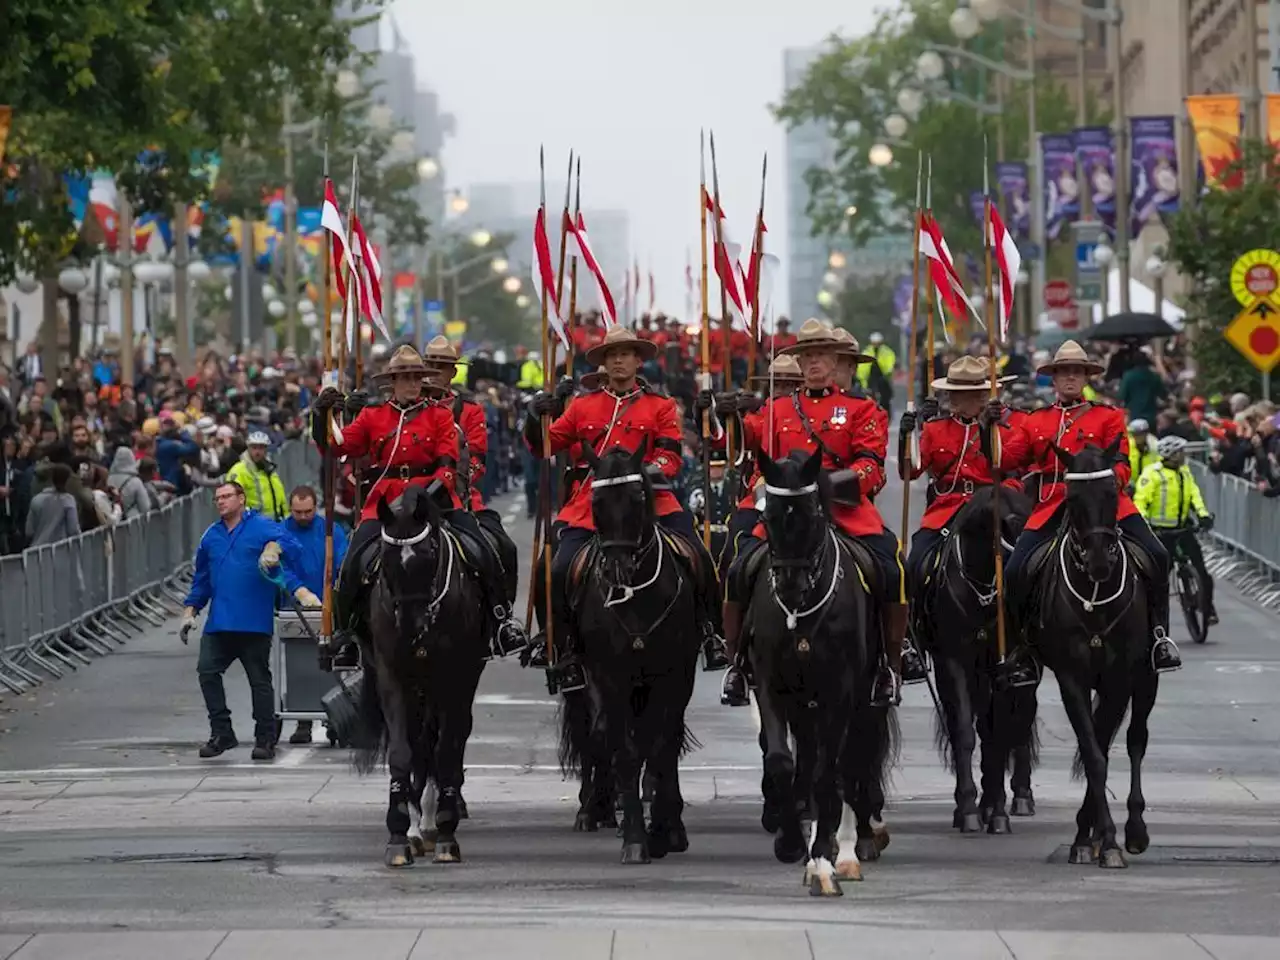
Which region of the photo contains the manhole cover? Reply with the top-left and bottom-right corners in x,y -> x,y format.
1048,845 -> 1280,865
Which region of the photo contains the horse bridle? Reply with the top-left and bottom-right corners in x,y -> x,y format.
591,472 -> 650,551
762,481 -> 822,570
379,520 -> 454,630
762,481 -> 844,631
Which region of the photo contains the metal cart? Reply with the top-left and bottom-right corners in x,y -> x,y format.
272,609 -> 341,746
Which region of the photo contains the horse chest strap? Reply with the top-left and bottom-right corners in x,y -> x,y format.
796,637 -> 811,654
1090,634 -> 1102,648
631,636 -> 645,651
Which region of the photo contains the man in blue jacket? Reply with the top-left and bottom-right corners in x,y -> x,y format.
182,480 -> 315,761
280,483 -> 348,745
155,413 -> 199,494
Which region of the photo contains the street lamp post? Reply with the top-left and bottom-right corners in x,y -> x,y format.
1093,238 -> 1115,317
1146,252 -> 1167,315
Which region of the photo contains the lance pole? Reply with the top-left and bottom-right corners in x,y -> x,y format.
709,132 -> 737,478
748,153 -> 767,383
347,157 -> 364,520
925,156 -> 937,395
900,152 -> 924,545
550,151 -> 574,381
981,139 -> 1008,664
699,130 -> 713,551
566,157 -> 581,375
537,148 -> 556,666
320,145 -> 337,644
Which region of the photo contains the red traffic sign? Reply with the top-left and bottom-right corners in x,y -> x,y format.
1044,279 -> 1075,309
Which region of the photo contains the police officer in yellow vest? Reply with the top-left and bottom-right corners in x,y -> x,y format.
1133,434 -> 1217,624
1126,418 -> 1160,488
516,350 -> 543,390
857,331 -> 897,412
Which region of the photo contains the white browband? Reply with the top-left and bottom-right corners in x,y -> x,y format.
381,525 -> 432,547
763,483 -> 819,497
1062,468 -> 1115,482
592,473 -> 645,488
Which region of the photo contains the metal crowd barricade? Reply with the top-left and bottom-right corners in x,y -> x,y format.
1188,460 -> 1280,610
0,439 -> 308,695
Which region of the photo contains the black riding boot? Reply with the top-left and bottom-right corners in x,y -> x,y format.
1149,584 -> 1182,672
329,563 -> 366,670
483,578 -> 527,660
901,631 -> 929,684
719,600 -> 750,707
695,553 -> 729,671
542,613 -> 585,695
871,602 -> 907,707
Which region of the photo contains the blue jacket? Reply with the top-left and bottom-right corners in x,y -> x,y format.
282,515 -> 348,596
155,434 -> 198,490
184,510 -> 305,636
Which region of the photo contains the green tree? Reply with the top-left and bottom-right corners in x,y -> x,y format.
773,0 -> 1107,257
1164,141 -> 1280,399
828,271 -> 910,345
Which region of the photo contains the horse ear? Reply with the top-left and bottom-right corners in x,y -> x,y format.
801,447 -> 823,484
412,487 -> 432,524
1048,440 -> 1073,470
757,449 -> 777,483
376,495 -> 395,529
631,439 -> 647,470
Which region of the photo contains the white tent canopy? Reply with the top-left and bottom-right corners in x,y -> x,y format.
1090,266 -> 1185,328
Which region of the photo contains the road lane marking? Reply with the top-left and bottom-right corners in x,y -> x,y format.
277,746 -> 315,768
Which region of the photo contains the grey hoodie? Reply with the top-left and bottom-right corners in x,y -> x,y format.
108,447 -> 153,520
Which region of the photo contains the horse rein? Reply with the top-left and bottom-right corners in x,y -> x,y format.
769,527 -> 844,632
380,521 -> 455,629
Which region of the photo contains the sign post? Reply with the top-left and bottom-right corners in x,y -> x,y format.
1226,249 -> 1280,401
1071,220 -> 1104,328
1044,278 -> 1078,331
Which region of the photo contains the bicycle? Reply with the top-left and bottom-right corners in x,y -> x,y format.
1158,526 -> 1212,645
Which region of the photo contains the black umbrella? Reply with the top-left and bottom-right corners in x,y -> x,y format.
1083,311 -> 1178,342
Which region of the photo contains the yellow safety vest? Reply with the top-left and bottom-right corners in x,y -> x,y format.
1133,462 -> 1208,528
1128,433 -> 1159,481
451,358 -> 469,386
857,344 -> 896,386
517,358 -> 543,389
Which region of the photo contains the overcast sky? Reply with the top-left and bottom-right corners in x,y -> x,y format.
394,0 -> 881,319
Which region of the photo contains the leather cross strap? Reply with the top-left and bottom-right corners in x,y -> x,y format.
791,392 -> 847,469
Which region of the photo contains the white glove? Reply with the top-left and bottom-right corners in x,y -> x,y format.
258,541 -> 282,574
294,587 -> 321,608
179,607 -> 197,645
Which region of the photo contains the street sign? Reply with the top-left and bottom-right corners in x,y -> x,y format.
1076,281 -> 1103,303
1071,220 -> 1104,306
1224,297 -> 1280,372
1230,249 -> 1280,307
1044,279 -> 1074,308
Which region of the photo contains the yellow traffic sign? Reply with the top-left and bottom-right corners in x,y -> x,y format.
1230,249 -> 1280,308
1225,297 -> 1280,372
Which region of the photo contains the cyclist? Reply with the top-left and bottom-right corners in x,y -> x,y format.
1133,435 -> 1218,626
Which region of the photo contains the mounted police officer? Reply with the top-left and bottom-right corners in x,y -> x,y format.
525,326 -> 726,693
311,345 -> 520,668
420,335 -> 526,655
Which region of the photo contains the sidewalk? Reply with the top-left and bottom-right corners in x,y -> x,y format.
0,927 -> 1276,959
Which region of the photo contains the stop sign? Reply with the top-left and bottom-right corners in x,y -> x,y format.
1044,279 -> 1074,308
1246,263 -> 1279,299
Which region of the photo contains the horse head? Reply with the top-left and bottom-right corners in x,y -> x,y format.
586,442 -> 654,586
759,448 -> 827,588
1051,437 -> 1122,583
376,484 -> 444,614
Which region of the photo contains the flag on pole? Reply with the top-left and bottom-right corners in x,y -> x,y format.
918,212 -> 981,327
321,179 -> 349,302
987,201 -> 1020,342
567,212 -> 618,326
531,206 -> 569,349
350,214 -> 389,342
703,191 -> 747,323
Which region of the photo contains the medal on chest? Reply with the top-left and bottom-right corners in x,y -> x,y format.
831,406 -> 848,426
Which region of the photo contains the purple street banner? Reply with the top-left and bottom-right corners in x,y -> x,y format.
892,273 -> 914,328
1042,133 -> 1080,242
994,161 -> 1031,238
1129,116 -> 1181,236
1073,125 -> 1116,236
969,191 -> 986,227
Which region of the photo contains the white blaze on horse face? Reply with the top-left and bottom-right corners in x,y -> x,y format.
401,544 -> 415,567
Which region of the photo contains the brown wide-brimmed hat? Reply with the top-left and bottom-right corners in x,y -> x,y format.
373,344 -> 433,380
1036,339 -> 1105,376
831,326 -> 876,364
930,354 -> 1017,392
421,335 -> 459,366
585,325 -> 658,366
780,318 -> 845,356
749,354 -> 804,385
581,365 -> 608,390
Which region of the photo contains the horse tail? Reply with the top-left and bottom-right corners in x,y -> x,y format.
678,718 -> 702,758
350,663 -> 388,776
932,704 -> 955,773
557,690 -> 591,778
1070,692 -> 1130,780
865,705 -> 902,801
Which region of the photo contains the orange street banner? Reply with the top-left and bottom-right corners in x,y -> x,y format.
0,106 -> 11,167
1185,94 -> 1242,189
1269,94 -> 1280,151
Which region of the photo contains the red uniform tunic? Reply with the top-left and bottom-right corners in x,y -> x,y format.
449,393 -> 489,511
909,416 -> 1030,530
756,387 -> 889,537
572,324 -> 605,358
530,386 -> 683,531
737,400 -> 783,510
329,400 -> 460,522
1008,400 -> 1135,531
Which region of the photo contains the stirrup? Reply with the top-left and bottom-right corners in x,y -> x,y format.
996,650 -> 1041,689
489,606 -> 527,659
720,666 -> 750,707
1151,629 -> 1182,673
547,656 -> 586,695
901,639 -> 929,685
870,662 -> 901,708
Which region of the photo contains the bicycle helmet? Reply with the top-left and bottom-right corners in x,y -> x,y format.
1156,435 -> 1188,459
1128,418 -> 1149,433
247,431 -> 271,447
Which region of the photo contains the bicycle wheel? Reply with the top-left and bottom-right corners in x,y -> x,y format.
1178,563 -> 1207,645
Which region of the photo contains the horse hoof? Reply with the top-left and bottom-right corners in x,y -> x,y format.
385,843 -> 414,868
1098,848 -> 1128,870
457,797 -> 469,820
807,865 -> 843,898
958,813 -> 983,834
620,842 -> 650,865
952,809 -> 963,829
1011,796 -> 1036,817
854,837 -> 881,862
774,832 -> 807,864
762,806 -> 782,834
432,838 -> 461,864
980,805 -> 994,826
667,823 -> 689,854
574,810 -> 598,833
872,822 -> 891,853
1125,829 -> 1150,856
987,814 -> 1012,835
647,827 -> 670,860
408,834 -> 428,857
1067,844 -> 1097,865
834,859 -> 863,882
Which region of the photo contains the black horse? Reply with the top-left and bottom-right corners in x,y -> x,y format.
1029,440 -> 1159,869
558,444 -> 702,864
913,486 -> 1040,835
351,485 -> 489,867
748,450 -> 897,896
